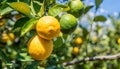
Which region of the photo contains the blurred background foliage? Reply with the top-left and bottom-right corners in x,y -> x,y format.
0,0 -> 120,69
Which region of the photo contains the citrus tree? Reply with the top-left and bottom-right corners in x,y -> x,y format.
0,0 -> 120,69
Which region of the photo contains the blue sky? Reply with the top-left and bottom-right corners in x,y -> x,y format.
84,0 -> 120,15
80,0 -> 120,30
101,0 -> 120,13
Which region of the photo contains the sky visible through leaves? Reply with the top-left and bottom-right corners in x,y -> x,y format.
84,0 -> 120,16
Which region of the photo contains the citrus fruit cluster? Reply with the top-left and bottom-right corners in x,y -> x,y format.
1,33 -> 15,43
27,0 -> 84,60
28,16 -> 60,60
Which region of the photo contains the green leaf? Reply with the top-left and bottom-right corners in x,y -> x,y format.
13,17 -> 30,30
48,4 -> 69,17
38,1 -> 44,17
0,60 -> 2,69
94,15 -> 107,22
33,1 -> 41,14
0,0 -> 9,11
54,37 -> 63,48
95,0 -> 103,10
0,48 -> 11,63
8,2 -> 31,16
21,18 -> 37,36
25,61 -> 40,69
84,5 -> 94,14
0,7 -> 13,15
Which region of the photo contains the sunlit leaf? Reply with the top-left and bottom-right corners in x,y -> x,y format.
48,4 -> 69,17
0,7 -> 13,15
21,18 -> 37,36
8,2 -> 31,16
94,15 -> 107,22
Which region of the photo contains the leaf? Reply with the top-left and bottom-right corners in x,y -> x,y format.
0,48 -> 11,63
13,17 -> 30,30
0,60 -> 2,69
33,1 -> 41,14
95,0 -> 103,10
38,1 -> 44,17
21,18 -> 37,36
0,7 -> 13,16
0,0 -> 9,11
48,4 -> 69,17
84,5 -> 94,14
93,15 -> 107,22
8,2 -> 30,16
25,61 -> 40,69
54,37 -> 63,48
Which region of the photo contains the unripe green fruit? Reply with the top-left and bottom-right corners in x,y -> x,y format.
69,0 -> 84,17
60,14 -> 77,34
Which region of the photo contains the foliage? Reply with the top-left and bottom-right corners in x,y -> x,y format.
0,0 -> 120,69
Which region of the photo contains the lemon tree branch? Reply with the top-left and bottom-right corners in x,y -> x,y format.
62,53 -> 120,66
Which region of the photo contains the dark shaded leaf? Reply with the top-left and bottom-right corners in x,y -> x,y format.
84,5 -> 94,14
33,1 -> 41,14
25,61 -> 40,69
13,17 -> 30,30
0,0 -> 9,10
95,0 -> 103,10
94,15 -> 107,22
54,37 -> 63,48
0,60 -> 2,69
0,48 -> 11,63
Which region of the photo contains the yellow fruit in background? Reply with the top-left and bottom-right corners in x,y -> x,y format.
8,33 -> 15,41
1,33 -> 10,43
1,33 -> 15,43
117,38 -> 120,44
74,37 -> 82,45
92,36 -> 98,42
36,16 -> 60,40
28,35 -> 53,60
73,47 -> 79,55
0,19 -> 6,27
0,15 -> 2,19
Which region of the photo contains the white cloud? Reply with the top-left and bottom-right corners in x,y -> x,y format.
113,12 -> 119,17
88,12 -> 95,17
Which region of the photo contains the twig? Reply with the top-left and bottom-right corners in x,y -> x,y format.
62,53 -> 120,66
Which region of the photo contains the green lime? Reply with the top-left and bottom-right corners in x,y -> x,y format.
69,0 -> 84,17
60,14 -> 77,34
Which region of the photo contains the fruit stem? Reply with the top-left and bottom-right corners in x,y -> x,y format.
85,15 -> 94,56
